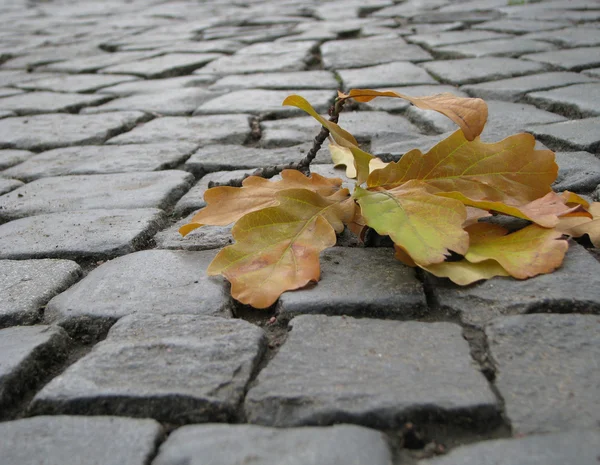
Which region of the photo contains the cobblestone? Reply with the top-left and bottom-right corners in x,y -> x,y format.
0,0 -> 598,460
0,259 -> 81,328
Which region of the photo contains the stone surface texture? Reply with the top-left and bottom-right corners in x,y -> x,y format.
0,0 -> 598,461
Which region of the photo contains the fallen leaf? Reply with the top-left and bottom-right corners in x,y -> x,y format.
559,201 -> 600,247
354,182 -> 468,266
329,142 -> 356,178
179,169 -> 343,236
464,223 -> 568,279
422,259 -> 510,285
207,188 -> 354,308
367,130 -> 558,205
339,89 -> 487,141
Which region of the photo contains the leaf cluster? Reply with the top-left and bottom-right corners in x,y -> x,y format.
181,90 -> 600,309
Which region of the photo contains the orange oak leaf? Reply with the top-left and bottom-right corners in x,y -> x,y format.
367,130 -> 558,205
354,182 -> 468,266
464,223 -> 568,279
339,89 -> 487,141
557,201 -> 600,247
179,169 -> 343,236
207,188 -> 355,308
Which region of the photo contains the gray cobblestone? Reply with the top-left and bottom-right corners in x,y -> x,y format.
553,151 -> 600,193
0,259 -> 81,328
462,71 -> 598,102
99,53 -> 223,78
0,416 -> 163,465
30,314 -> 266,424
2,143 -> 196,181
526,83 -> 600,118
0,325 -> 70,408
0,208 -> 166,260
98,75 -> 217,96
0,177 -> 22,195
209,71 -> 339,91
338,61 -> 436,89
106,114 -> 250,145
0,171 -> 193,221
15,74 -> 140,93
434,38 -> 555,59
529,117 -> 600,153
153,424 -> 393,465
245,315 -> 498,428
154,215 -> 233,251
0,91 -> 111,115
41,51 -> 160,74
472,19 -> 568,34
0,111 -> 149,151
406,30 -> 512,48
523,26 -> 600,47
486,314 -> 600,434
522,46 -> 600,71
422,57 -> 546,85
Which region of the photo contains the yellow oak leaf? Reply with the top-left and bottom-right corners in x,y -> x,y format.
179,169 -> 342,236
367,130 -> 558,205
422,259 -> 510,285
557,202 -> 600,247
464,223 -> 568,279
207,188 -> 354,308
354,182 -> 468,266
338,89 -> 487,141
328,142 -> 356,178
283,95 -> 374,184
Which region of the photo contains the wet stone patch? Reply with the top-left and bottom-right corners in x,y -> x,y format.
30,314 -> 267,425
245,315 -> 498,428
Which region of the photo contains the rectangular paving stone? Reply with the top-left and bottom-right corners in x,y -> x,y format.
0,259 -> 81,328
553,151 -> 600,193
174,169 -> 255,217
406,30 -> 512,48
422,57 -> 546,85
2,142 -> 197,181
0,325 -> 70,409
0,111 -> 14,119
153,424 -> 392,465
155,214 -> 233,251
0,111 -> 149,151
30,314 -> 266,424
338,61 -> 436,89
0,87 -> 24,98
106,114 -> 250,145
15,74 -> 140,93
522,47 -> 600,71
583,67 -> 600,79
485,314 -> 600,434
245,315 -> 498,428
427,243 -> 600,328
526,83 -> 600,118
0,416 -> 163,465
100,53 -> 223,78
461,71 -> 598,102
45,250 -> 234,337
0,177 -> 23,195
434,38 -> 555,59
529,117 -> 600,153
183,143 -> 328,177
0,91 -> 111,115
81,88 -> 221,116
199,49 -> 310,75
0,208 -> 166,260
523,27 -> 600,47
209,70 -> 339,91
41,51 -> 159,73
98,75 -> 217,96
472,19 -> 568,34
193,89 -> 335,117
418,430 -> 600,465
0,171 -> 193,221
322,37 -> 432,69
277,248 -> 426,321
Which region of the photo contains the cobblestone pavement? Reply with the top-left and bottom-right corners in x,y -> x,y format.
1,0 -> 599,463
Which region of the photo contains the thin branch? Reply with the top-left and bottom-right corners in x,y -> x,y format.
208,98 -> 346,188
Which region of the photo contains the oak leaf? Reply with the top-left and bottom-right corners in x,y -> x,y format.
367,130 -> 558,205
207,188 -> 354,308
179,169 -> 342,236
338,89 -> 487,141
557,201 -> 600,247
354,182 -> 468,266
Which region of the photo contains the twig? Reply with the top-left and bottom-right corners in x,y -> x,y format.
208,98 -> 346,188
